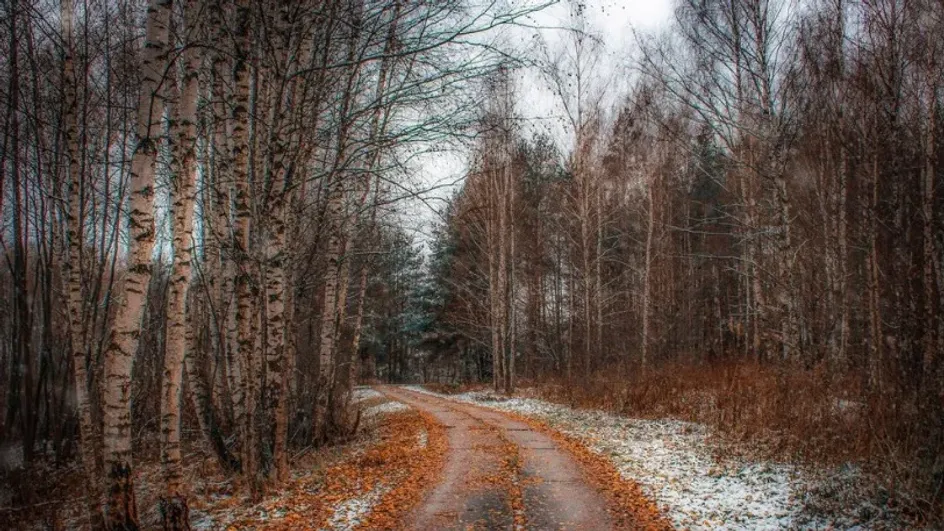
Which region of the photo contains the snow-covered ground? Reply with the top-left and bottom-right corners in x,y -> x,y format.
355,386 -> 411,419
364,400 -> 410,417
406,386 -> 899,530
353,386 -> 385,403
321,483 -> 389,530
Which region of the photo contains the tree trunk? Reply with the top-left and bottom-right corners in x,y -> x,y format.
489,174 -> 502,391
103,0 -> 170,527
773,165 -> 797,359
161,2 -> 201,524
262,3 -> 294,483
503,71 -> 516,394
230,0 -> 259,496
868,153 -> 883,390
349,259 -> 370,388
923,74 -> 937,382
206,0 -> 235,430
505,140 -> 516,395
60,0 -> 103,524
316,182 -> 344,441
264,144 -> 289,484
315,0 -> 364,441
498,149 -> 509,393
838,142 -> 850,368
642,168 -> 655,372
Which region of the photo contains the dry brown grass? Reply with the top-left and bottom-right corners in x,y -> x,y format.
527,360 -> 944,526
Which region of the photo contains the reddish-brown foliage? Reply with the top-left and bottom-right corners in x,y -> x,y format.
356,410 -> 447,529
530,360 -> 943,524
220,409 -> 447,530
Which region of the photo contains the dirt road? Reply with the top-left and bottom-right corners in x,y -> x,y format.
378,386 -> 618,530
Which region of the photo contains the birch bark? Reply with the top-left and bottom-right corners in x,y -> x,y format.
315,0 -> 364,442
160,1 -> 201,524
102,0 -> 170,526
230,0 -> 258,493
60,1 -> 103,525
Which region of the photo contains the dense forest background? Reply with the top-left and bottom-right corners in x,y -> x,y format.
1,0 -> 944,528
411,0 -> 944,522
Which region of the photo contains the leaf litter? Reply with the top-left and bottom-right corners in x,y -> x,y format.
191,389 -> 445,530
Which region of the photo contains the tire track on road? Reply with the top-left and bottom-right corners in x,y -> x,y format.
378,386 -> 615,530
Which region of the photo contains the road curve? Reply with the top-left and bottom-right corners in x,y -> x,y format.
378,386 -> 615,530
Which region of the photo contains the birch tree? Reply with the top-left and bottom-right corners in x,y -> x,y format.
160,0 -> 201,525
315,0 -> 366,443
60,0 -> 103,525
102,0 -> 171,526
230,0 -> 259,495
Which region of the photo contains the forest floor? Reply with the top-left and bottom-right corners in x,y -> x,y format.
2,384 -> 909,529
183,389 -> 447,530
1,390 -> 444,530
407,385 -> 909,530
182,385 -> 671,530
182,386 -> 670,530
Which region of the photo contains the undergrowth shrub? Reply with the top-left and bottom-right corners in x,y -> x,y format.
530,360 -> 944,525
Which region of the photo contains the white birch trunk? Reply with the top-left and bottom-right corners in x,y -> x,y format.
488,166 -> 502,391
103,0 -> 170,526
315,0 -> 364,441
160,2 -> 200,523
261,0 -> 297,484
642,169 -> 655,372
316,181 -> 344,440
498,146 -> 510,392
60,1 -> 102,525
506,141 -> 516,394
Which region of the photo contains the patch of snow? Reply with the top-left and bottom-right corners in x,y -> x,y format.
417,429 -> 428,449
364,400 -> 410,417
403,385 -> 438,397
412,386 -> 894,530
321,484 -> 388,530
353,387 -> 384,403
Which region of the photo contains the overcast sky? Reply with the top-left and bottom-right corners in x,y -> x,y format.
399,0 -> 675,251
